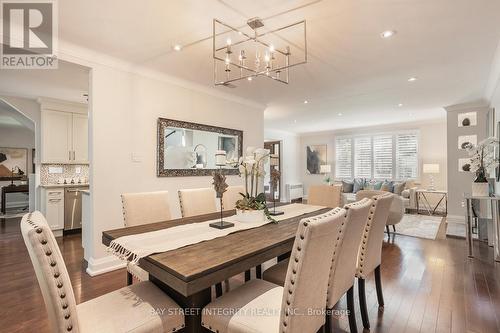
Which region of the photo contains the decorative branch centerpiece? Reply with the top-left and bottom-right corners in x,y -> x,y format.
234,147 -> 277,223
209,150 -> 235,229
464,137 -> 499,197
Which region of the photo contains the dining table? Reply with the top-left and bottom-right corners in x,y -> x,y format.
102,204 -> 330,333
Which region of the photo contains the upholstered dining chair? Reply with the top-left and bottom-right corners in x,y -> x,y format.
222,185 -> 245,210
386,195 -> 405,234
178,188 -> 218,217
307,185 -> 342,208
21,211 -> 185,333
262,198 -> 372,333
354,191 -> 394,329
201,207 -> 347,333
121,191 -> 172,285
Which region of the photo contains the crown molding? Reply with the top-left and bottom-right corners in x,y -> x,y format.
444,99 -> 490,112
485,38 -> 500,102
57,40 -> 266,111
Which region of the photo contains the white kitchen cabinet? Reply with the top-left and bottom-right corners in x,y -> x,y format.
41,188 -> 65,233
40,98 -> 88,164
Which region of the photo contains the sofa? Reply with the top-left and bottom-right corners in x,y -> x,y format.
336,179 -> 417,212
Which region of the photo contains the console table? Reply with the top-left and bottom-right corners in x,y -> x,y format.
416,189 -> 447,216
464,194 -> 500,262
1,184 -> 29,214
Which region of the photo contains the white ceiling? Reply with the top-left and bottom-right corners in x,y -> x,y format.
51,1 -> 500,132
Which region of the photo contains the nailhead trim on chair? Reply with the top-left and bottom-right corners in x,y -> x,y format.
26,213 -> 76,332
355,193 -> 392,279
281,207 -> 344,332
178,191 -> 186,217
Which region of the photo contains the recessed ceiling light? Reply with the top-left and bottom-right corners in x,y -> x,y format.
408,77 -> 417,82
247,76 -> 253,81
398,103 -> 404,107
380,30 -> 396,39
172,44 -> 182,51
303,100 -> 308,104
338,112 -> 343,116
294,119 -> 297,123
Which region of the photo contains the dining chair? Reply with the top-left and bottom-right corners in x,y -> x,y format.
354,191 -> 394,329
386,195 -> 405,234
21,211 -> 185,333
178,188 -> 217,217
262,198 -> 372,333
201,207 -> 347,333
121,190 -> 172,285
222,185 -> 245,210
307,184 -> 342,207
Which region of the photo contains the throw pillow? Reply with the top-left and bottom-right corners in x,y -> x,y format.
380,180 -> 393,192
353,178 -> 365,193
393,182 -> 406,195
342,180 -> 354,193
401,189 -> 410,198
373,181 -> 383,190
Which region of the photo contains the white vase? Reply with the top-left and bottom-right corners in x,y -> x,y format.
235,209 -> 266,223
471,182 -> 489,197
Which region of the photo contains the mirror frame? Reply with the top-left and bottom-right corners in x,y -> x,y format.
157,118 -> 243,177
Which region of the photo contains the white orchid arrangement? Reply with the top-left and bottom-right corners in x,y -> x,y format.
464,137 -> 499,182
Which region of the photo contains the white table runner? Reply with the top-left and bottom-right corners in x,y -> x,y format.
108,203 -> 327,265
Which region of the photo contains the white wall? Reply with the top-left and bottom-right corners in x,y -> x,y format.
298,119 -> 448,195
264,129 -> 301,202
87,64 -> 265,274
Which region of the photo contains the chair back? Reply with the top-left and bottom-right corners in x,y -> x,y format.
355,189 -> 385,200
121,191 -> 171,226
387,195 -> 405,225
178,188 -> 217,217
307,185 -> 341,208
280,207 -> 347,333
356,192 -> 394,278
326,198 -> 372,308
21,212 -> 80,333
222,185 -> 245,210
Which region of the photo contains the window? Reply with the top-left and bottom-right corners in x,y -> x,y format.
396,133 -> 418,178
354,137 -> 372,178
373,135 -> 393,179
335,137 -> 352,178
335,131 -> 419,179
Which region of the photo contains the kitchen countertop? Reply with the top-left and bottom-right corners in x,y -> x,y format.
40,183 -> 90,188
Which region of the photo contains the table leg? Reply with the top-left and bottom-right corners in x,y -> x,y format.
150,275 -> 211,333
1,190 -> 5,214
466,198 -> 474,258
492,200 -> 500,262
416,192 -> 420,214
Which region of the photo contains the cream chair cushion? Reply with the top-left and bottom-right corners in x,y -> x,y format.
203,207 -> 347,333
77,281 -> 185,333
21,211 -> 185,333
222,185 -> 245,210
307,185 -> 341,208
121,191 -> 171,227
387,195 -> 405,226
178,188 -> 217,217
355,192 -> 394,278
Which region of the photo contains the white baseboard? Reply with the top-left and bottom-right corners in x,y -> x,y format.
86,255 -> 126,276
446,214 -> 465,224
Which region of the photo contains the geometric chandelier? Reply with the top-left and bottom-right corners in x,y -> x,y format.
213,17 -> 307,87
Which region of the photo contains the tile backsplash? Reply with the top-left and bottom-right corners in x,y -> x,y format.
40,164 -> 89,185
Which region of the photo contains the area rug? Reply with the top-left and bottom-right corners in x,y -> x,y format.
394,214 -> 443,240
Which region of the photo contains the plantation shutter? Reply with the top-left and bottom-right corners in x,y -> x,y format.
396,132 -> 419,179
373,135 -> 393,179
354,137 -> 372,178
335,137 -> 352,178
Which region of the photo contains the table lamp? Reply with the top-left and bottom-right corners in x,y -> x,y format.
320,164 -> 332,185
423,163 -> 439,191
210,150 -> 235,229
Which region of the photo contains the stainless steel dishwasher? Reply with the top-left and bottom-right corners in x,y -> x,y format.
64,187 -> 86,231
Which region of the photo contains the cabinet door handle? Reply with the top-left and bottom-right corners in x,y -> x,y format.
48,191 -> 61,195
73,151 -> 76,160
49,199 -> 61,203
69,151 -> 71,160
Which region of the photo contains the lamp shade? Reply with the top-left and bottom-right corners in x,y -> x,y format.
423,163 -> 439,174
320,164 -> 331,173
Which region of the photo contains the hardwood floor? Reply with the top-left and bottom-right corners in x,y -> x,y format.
1,216 -> 499,333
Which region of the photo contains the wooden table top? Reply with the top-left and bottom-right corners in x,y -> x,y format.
102,205 -> 330,295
